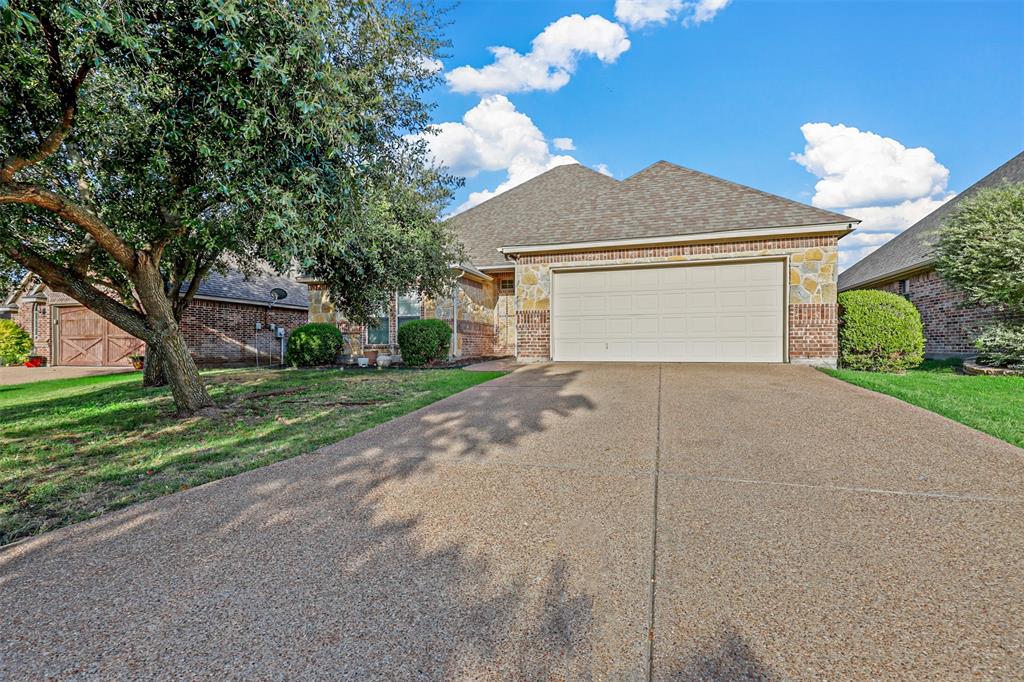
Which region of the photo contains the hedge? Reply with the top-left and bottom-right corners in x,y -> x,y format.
0,319 -> 33,366
838,290 -> 924,372
284,323 -> 344,367
398,319 -> 451,366
974,322 -> 1024,370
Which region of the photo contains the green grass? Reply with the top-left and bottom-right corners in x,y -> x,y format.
823,359 -> 1024,449
0,367 -> 503,545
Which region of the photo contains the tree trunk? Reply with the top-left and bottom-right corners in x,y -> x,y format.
154,325 -> 213,416
142,344 -> 167,387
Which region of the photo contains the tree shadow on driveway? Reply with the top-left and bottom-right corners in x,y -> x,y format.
0,365 -> 653,679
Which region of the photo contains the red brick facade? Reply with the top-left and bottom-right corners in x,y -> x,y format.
17,297 -> 306,367
788,304 -> 838,360
515,310 -> 550,360
180,299 -> 307,366
871,268 -> 1016,357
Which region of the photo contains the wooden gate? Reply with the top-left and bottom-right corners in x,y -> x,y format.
58,306 -> 144,366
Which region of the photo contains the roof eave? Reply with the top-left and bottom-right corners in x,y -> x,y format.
838,260 -> 935,292
498,221 -> 856,256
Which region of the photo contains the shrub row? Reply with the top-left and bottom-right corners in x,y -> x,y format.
284,319 -> 451,368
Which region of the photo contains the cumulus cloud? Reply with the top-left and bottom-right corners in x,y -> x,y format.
792,122 -> 954,270
792,122 -> 950,209
552,137 -> 576,151
418,95 -> 578,213
594,163 -> 613,177
614,0 -> 731,29
446,14 -> 630,95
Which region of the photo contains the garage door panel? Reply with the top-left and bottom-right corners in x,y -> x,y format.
552,261 -> 784,363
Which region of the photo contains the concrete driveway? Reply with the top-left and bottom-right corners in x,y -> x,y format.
0,365 -> 134,386
1,364 -> 1021,679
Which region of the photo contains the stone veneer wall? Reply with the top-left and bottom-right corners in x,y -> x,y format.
871,268 -> 1018,357
514,235 -> 841,364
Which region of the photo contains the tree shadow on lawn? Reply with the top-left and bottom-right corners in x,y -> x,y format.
0,365 -> 645,679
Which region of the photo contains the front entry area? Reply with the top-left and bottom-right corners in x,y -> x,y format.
551,260 -> 785,363
56,306 -> 145,366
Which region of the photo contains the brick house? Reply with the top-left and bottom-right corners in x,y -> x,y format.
1,268 -> 308,367
304,161 -> 859,367
839,151 -> 1024,358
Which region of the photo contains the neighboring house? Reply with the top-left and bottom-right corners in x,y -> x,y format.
304,161 -> 858,367
839,151 -> 1024,358
1,268 -> 308,367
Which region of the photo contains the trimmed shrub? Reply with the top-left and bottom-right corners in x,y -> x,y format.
838,290 -> 925,372
0,319 -> 33,366
284,323 -> 344,367
398,319 -> 451,366
974,322 -> 1024,369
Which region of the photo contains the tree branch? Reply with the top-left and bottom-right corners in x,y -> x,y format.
0,183 -> 136,269
2,243 -> 149,340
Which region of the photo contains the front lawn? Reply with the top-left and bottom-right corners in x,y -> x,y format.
823,359 -> 1024,449
0,368 -> 503,545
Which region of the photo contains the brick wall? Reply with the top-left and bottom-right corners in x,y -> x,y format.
871,269 -> 1017,357
180,298 -> 307,366
516,310 -> 550,361
789,304 -> 838,362
16,300 -> 51,363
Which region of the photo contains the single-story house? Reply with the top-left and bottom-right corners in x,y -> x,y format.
839,151 -> 1024,358
304,161 -> 858,367
1,268 -> 308,367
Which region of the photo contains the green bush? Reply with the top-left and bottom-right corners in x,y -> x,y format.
0,319 -> 33,366
974,322 -> 1024,369
284,323 -> 344,367
398,319 -> 451,366
838,290 -> 925,372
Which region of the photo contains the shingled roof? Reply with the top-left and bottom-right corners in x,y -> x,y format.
839,150 -> 1024,291
448,160 -> 856,268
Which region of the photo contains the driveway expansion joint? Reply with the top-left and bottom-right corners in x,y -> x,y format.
644,364 -> 663,682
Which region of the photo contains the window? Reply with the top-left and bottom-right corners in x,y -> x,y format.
398,293 -> 420,329
898,279 -> 910,297
366,304 -> 391,345
31,303 -> 39,339
499,278 -> 514,293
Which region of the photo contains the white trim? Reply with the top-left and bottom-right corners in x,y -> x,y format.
192,294 -> 308,311
477,264 -> 515,272
499,222 -> 855,256
837,261 -> 934,292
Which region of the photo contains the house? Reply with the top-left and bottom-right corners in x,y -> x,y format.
1,267 -> 308,367
839,151 -> 1024,358
304,161 -> 858,367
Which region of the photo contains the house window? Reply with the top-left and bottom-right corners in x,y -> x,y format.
397,293 -> 420,329
31,303 -> 39,339
366,304 -> 391,345
898,279 -> 910,297
499,278 -> 514,293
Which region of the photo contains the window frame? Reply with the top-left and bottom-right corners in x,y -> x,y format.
397,292 -> 421,330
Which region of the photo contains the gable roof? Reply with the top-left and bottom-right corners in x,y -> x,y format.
839,150 -> 1024,291
9,266 -> 308,310
448,160 -> 856,267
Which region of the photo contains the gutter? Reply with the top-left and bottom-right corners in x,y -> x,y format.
838,260 -> 935,292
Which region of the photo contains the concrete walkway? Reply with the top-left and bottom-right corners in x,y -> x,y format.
1,364 -> 1021,678
0,365 -> 134,386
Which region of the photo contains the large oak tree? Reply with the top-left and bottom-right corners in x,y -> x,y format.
0,0 -> 461,415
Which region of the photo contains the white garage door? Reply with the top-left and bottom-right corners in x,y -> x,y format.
551,261 -> 784,363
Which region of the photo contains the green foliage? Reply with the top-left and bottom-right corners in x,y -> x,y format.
284,323 -> 344,367
0,318 -> 33,365
838,290 -> 925,372
934,183 -> 1024,315
0,0 -> 461,324
974,322 -> 1024,369
398,318 -> 451,366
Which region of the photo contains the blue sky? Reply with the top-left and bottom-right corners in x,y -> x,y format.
421,0 -> 1024,269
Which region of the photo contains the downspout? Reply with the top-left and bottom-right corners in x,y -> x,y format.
451,280 -> 459,358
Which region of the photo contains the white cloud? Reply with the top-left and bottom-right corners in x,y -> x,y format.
792,122 -> 955,271
614,0 -> 730,29
416,56 -> 444,74
792,122 -> 950,209
419,95 -> 578,213
446,14 -> 631,95
552,137 -> 575,151
594,163 -> 613,177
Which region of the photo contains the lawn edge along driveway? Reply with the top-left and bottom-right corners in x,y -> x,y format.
0,367 -> 505,546
821,360 -> 1024,450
